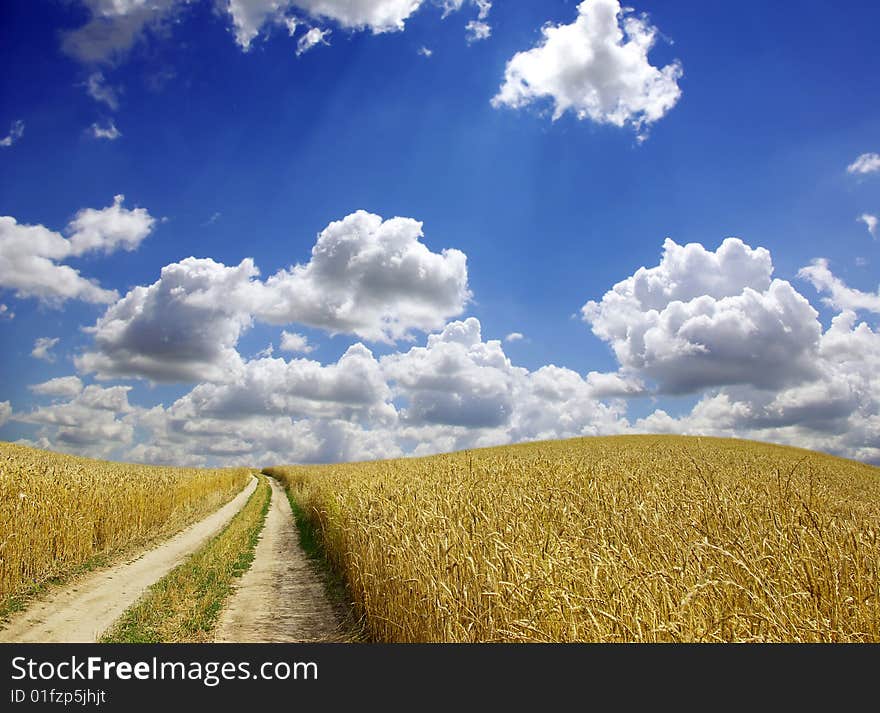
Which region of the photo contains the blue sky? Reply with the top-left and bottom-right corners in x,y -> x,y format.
1,0 -> 878,465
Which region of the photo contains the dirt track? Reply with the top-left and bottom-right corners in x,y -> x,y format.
0,477 -> 258,643
214,477 -> 346,642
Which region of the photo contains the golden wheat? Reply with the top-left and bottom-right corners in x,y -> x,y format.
0,442 -> 250,611
268,435 -> 880,643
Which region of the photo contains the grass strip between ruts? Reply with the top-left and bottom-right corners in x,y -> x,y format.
101,474 -> 271,643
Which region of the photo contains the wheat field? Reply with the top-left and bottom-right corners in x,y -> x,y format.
267,435 -> 880,643
0,442 -> 250,613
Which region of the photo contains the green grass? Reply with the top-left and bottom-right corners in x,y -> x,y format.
101,474 -> 271,643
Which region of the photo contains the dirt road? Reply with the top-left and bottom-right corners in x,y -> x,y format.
214,477 -> 346,642
0,477 -> 258,643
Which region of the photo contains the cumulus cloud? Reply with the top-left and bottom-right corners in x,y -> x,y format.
109,316 -> 623,465
122,344 -> 400,465
383,318 -> 524,428
382,318 -> 625,449
575,245 -> 880,463
14,383 -> 136,458
492,0 -> 682,136
85,72 -> 120,109
847,153 -> 880,175
0,401 -> 10,427
31,337 -> 60,363
633,307 -> 880,464
798,258 -> 880,314
504,332 -> 524,342
0,195 -> 155,306
29,376 -> 85,399
280,330 -> 314,353
78,210 -> 469,382
296,26 -> 330,55
858,213 -> 878,238
418,45 -> 432,57
91,119 -> 122,140
170,344 -> 394,423
582,237 -> 821,394
254,210 -> 470,343
67,194 -> 154,255
0,120 -> 25,148
77,257 -> 259,382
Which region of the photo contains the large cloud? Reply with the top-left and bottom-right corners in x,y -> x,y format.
128,345 -> 400,465
169,343 -> 394,423
37,316 -> 627,465
382,317 -> 524,428
492,0 -> 682,136
255,210 -> 470,342
78,210 -> 469,382
76,257 -> 259,382
582,238 -> 822,394
14,383 -> 136,458
382,317 -> 627,453
0,195 -> 155,306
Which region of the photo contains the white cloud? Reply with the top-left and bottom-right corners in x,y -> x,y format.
14,383 -> 136,458
847,152 -> 880,175
86,72 -> 120,109
0,304 -> 12,320
254,210 -> 470,343
62,0 -> 487,60
492,0 -> 682,137
0,120 -> 24,148
584,370 -> 644,397
582,237 -> 821,394
0,401 -> 10,427
574,246 -> 880,463
78,209 -> 470,382
381,319 -> 626,456
280,330 -> 314,353
52,315 -> 626,465
632,306 -> 880,464
76,257 -> 259,382
31,337 -> 60,363
225,0 -> 288,49
91,119 -> 122,140
61,0 -> 186,63
504,332 -> 524,342
171,344 -> 393,423
798,258 -> 880,314
383,318 -> 523,428
465,19 -> 490,42
68,194 -> 154,254
30,376 -> 85,399
0,195 -> 156,306
296,26 -> 330,55
418,45 -> 432,57
225,1 -> 425,50
858,213 -> 877,238
292,0 -> 423,32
